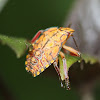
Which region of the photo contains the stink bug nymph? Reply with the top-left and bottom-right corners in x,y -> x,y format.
25,27 -> 80,89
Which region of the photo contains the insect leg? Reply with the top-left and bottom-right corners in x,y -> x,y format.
31,30 -> 44,43
63,45 -> 84,69
53,58 -> 64,87
59,51 -> 70,90
62,45 -> 81,57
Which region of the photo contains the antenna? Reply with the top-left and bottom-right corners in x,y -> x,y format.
71,35 -> 79,51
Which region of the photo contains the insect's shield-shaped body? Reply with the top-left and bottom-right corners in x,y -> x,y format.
25,27 -> 75,77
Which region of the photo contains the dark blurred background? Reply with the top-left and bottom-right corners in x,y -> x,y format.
0,0 -> 100,100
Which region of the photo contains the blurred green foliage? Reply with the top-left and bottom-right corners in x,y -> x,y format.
0,34 -> 30,58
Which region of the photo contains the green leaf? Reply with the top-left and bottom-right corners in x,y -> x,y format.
59,54 -> 99,81
81,54 -> 99,64
0,34 -> 31,58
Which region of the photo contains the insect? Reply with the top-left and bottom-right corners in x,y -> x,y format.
25,27 -> 80,89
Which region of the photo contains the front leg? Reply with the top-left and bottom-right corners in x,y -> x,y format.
62,45 -> 84,69
62,45 -> 81,57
